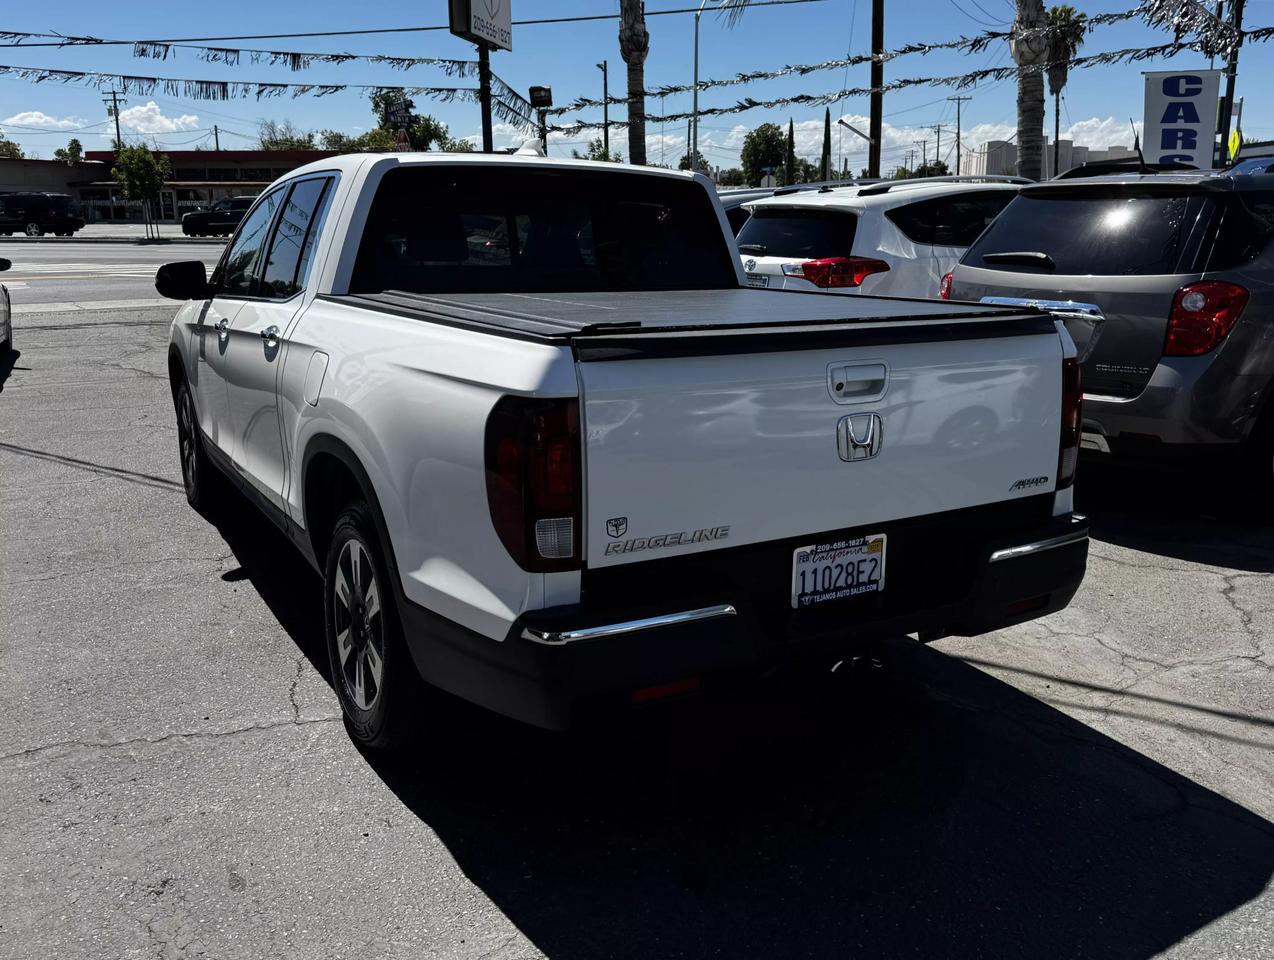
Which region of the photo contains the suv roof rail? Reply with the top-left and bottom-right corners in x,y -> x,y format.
855,175 -> 1031,196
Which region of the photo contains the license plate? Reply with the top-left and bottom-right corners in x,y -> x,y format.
791,534 -> 886,609
746,272 -> 769,288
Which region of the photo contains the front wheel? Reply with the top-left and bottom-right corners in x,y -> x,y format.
174,380 -> 223,516
24,223 -> 42,237
324,502 -> 423,750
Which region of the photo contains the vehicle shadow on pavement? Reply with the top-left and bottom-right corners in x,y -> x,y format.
0,348 -> 22,392
366,638 -> 1273,960
1079,460 -> 1274,572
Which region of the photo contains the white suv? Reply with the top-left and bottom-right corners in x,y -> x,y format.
736,176 -> 1025,299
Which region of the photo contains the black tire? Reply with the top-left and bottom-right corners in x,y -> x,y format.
174,380 -> 223,516
1242,408 -> 1274,504
323,502 -> 423,750
24,222 -> 41,238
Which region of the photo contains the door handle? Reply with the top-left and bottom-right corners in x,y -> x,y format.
213,317 -> 229,338
260,325 -> 281,343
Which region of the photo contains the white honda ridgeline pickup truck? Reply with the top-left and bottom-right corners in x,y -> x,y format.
157,154 -> 1088,744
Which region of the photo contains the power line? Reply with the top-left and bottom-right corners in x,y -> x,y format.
0,1 -> 826,48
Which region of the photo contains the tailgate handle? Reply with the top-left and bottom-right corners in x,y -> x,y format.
828,362 -> 888,403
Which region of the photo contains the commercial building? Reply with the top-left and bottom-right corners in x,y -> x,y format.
963,139 -> 1137,178
0,149 -> 337,224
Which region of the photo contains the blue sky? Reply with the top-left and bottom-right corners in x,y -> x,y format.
0,0 -> 1267,170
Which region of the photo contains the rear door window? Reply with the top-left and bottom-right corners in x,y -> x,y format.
735,207 -> 857,259
888,191 -> 1015,246
965,190 -> 1212,275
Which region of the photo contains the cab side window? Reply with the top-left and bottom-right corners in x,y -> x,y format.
259,177 -> 335,300
217,189 -> 283,297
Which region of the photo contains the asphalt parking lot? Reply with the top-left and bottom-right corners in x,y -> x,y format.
0,246 -> 1271,959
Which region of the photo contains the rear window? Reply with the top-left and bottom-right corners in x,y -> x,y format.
965,190 -> 1211,275
736,207 -> 857,259
351,166 -> 736,294
1204,191 -> 1274,271
887,191 -> 1014,247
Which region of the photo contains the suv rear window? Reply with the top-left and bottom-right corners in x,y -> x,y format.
887,191 -> 1014,247
965,190 -> 1212,275
351,166 -> 736,294
736,207 -> 857,259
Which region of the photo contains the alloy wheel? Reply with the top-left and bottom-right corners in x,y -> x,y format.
177,389 -> 198,493
24,223 -> 41,237
333,539 -> 385,712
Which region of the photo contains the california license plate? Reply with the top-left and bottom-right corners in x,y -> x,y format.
791,534 -> 886,609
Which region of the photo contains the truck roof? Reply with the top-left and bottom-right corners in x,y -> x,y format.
283,151 -> 712,185
328,288 -> 1051,357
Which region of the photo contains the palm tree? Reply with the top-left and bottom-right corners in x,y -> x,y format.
619,0 -> 650,165
1010,0 -> 1049,180
618,0 -> 753,167
1047,6 -> 1087,176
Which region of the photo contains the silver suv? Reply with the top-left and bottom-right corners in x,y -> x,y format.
946,171 -> 1274,490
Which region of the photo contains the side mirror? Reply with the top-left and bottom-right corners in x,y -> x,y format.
156,260 -> 210,301
0,258 -> 10,272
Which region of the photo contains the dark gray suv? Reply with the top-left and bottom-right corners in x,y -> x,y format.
946,171 -> 1274,489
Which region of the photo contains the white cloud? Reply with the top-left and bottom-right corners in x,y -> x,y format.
1062,116 -> 1141,149
2,110 -> 85,130
115,101 -> 199,134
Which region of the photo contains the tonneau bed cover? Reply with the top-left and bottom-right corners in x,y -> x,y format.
328,288 -> 1053,355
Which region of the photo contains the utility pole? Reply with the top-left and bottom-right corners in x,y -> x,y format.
868,0 -> 884,178
914,139 -> 928,170
213,124 -> 220,151
597,61 -> 610,158
102,90 -> 126,149
931,124 -> 948,171
1218,0 -> 1246,167
948,96 -> 971,174
477,43 -> 494,153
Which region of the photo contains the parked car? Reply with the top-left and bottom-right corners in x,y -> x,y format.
157,154 -> 1087,744
718,180 -> 879,235
736,176 -> 1025,298
0,192 -> 85,237
0,257 -> 11,354
945,169 -> 1274,491
181,195 -> 258,237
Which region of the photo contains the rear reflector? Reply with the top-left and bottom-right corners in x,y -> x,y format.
939,272 -> 953,300
783,256 -> 890,288
1164,281 -> 1249,356
631,677 -> 701,705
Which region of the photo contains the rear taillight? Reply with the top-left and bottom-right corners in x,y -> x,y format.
1057,356 -> 1082,490
484,396 -> 582,572
939,272 -> 953,300
1164,281 -> 1249,356
782,256 -> 890,288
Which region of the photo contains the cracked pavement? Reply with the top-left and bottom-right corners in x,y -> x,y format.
1,289 -> 1272,959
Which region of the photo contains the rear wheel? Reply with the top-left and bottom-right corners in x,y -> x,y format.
24,223 -> 42,237
324,501 -> 423,750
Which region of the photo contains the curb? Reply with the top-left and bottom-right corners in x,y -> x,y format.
4,237 -> 227,245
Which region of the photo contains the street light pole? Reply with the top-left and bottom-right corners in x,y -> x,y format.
597,61 -> 610,158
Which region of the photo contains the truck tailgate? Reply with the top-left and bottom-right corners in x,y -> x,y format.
580,327 -> 1063,569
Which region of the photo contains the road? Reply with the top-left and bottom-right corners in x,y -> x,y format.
0,241 -> 222,310
0,248 -> 1271,959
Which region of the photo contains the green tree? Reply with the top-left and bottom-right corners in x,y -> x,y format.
111,145 -> 172,239
820,108 -> 832,181
718,167 -> 746,186
320,128 -> 397,152
677,148 -> 710,173
1047,5 -> 1087,175
53,138 -> 83,164
0,131 -> 22,159
783,119 -> 796,186
741,122 -> 785,186
890,166 -> 911,180
368,91 -> 470,151
572,136 -> 622,163
914,159 -> 951,178
257,119 -> 315,150
795,157 -> 819,183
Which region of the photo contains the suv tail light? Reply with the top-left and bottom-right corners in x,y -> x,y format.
782,256 -> 890,288
485,396 -> 582,572
1057,356 -> 1082,489
1164,281 -> 1249,356
939,272 -> 953,300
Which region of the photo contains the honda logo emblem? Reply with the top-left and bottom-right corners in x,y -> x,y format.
837,413 -> 883,461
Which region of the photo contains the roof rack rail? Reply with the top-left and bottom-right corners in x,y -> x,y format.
855,175 -> 1031,196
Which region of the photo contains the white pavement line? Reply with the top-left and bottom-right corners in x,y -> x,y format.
13,298 -> 172,315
